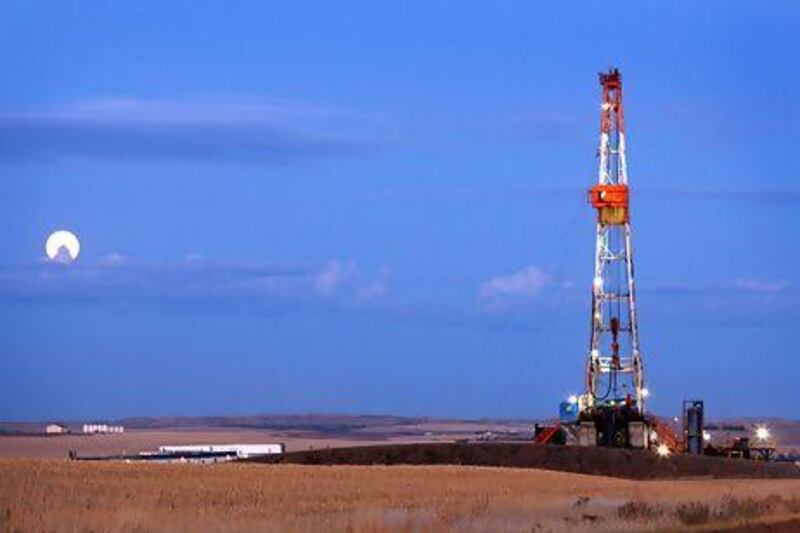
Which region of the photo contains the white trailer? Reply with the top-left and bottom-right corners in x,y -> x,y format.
158,444 -> 284,458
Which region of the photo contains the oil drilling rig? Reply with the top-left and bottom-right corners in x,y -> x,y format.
577,67 -> 649,448
535,69 -> 777,459
536,68 -> 656,449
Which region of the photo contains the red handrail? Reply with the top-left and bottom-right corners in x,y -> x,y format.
535,425 -> 560,444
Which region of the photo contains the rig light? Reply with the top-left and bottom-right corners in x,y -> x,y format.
655,444 -> 671,458
755,426 -> 771,441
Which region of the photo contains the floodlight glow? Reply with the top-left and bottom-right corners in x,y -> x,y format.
755,426 -> 770,441
702,431 -> 711,442
656,444 -> 671,457
640,388 -> 650,398
567,395 -> 578,405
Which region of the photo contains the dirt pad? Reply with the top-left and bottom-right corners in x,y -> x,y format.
250,442 -> 800,480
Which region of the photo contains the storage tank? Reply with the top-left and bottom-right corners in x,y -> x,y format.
683,400 -> 704,455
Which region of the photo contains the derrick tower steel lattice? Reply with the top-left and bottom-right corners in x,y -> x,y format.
583,68 -> 646,415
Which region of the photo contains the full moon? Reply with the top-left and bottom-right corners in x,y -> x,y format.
45,230 -> 80,263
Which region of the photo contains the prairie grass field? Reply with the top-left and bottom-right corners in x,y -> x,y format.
2,459 -> 800,531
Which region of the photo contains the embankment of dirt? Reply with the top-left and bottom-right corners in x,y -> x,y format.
249,442 -> 800,480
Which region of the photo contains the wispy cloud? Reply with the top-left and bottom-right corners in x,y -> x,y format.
0,98 -> 386,164
734,278 -> 790,293
0,255 -> 390,312
479,266 -> 551,312
474,267 -> 797,320
645,278 -> 794,296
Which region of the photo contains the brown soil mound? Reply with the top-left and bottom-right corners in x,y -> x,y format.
249,442 -> 800,480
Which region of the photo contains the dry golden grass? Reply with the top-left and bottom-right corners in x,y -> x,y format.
1,459 -> 800,531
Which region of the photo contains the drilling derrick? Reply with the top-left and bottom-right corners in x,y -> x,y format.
578,68 -> 648,448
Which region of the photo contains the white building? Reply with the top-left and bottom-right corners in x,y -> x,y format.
158,444 -> 284,458
82,423 -> 125,434
45,423 -> 68,435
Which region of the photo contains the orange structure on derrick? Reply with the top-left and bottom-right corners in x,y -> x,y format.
589,184 -> 629,225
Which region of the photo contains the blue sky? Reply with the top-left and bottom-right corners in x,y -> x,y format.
1,1 -> 798,421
